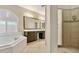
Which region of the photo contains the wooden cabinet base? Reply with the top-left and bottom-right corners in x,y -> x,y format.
24,32 -> 37,43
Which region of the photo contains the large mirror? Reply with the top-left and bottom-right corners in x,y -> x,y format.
23,16 -> 45,29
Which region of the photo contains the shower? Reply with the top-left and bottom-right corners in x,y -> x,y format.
62,8 -> 79,48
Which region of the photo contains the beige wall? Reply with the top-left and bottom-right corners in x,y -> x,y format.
46,6 -> 58,52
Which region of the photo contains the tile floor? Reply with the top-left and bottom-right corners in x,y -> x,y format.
24,39 -> 48,53
24,39 -> 79,53
57,47 -> 79,53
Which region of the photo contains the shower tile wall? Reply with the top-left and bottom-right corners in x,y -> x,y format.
63,9 -> 73,21
71,22 -> 79,48
63,22 -> 72,47
62,8 -> 79,48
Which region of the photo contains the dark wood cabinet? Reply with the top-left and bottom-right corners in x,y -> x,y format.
24,32 -> 37,43
39,31 -> 45,39
24,30 -> 45,43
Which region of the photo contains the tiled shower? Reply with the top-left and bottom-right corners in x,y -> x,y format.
62,8 -> 79,48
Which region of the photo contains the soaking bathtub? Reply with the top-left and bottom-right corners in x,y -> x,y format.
0,32 -> 27,53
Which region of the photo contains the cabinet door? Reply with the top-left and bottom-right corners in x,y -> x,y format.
27,32 -> 37,43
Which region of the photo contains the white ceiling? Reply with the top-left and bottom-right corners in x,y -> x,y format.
18,5 -> 79,16
19,5 -> 45,15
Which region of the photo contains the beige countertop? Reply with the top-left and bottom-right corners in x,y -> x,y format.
24,29 -> 45,32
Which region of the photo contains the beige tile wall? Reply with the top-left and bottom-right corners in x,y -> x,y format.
63,9 -> 73,21
63,8 -> 79,48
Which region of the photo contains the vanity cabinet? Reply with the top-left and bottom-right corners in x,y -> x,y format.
24,32 -> 37,43
24,30 -> 45,43
39,31 -> 45,39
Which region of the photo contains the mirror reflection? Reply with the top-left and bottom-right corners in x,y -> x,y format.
23,16 -> 45,29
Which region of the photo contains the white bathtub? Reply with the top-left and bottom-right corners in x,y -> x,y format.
0,32 -> 27,53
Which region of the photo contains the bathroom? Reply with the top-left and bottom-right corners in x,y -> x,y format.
1,5 -> 79,53
0,5 -> 46,53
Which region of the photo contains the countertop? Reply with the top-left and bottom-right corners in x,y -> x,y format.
24,29 -> 45,32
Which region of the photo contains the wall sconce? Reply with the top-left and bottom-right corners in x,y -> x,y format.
72,15 -> 77,21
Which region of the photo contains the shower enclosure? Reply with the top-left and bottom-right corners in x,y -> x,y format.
61,8 -> 79,49
63,20 -> 79,48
